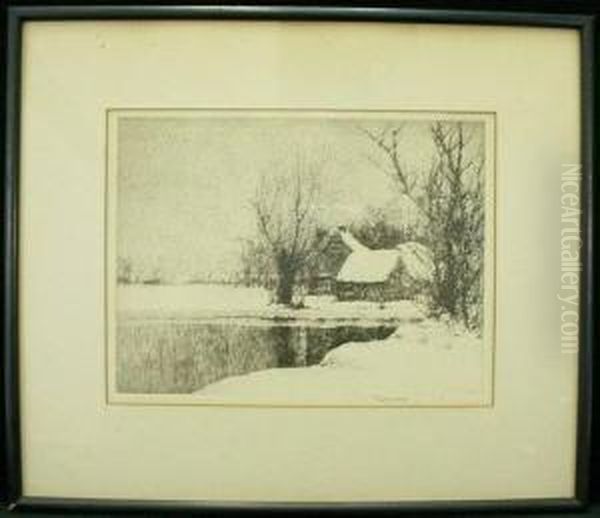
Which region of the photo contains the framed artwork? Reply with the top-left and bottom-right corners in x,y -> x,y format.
2,1 -> 596,513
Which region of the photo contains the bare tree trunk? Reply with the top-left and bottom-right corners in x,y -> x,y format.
275,262 -> 296,305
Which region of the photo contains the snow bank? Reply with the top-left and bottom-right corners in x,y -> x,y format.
194,319 -> 486,406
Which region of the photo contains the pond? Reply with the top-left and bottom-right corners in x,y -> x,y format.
116,319 -> 397,394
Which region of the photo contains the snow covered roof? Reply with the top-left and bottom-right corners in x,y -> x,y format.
335,236 -> 435,285
336,249 -> 400,283
338,230 -> 369,253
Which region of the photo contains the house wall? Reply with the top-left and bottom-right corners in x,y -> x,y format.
334,265 -> 423,302
308,276 -> 334,295
335,281 -> 386,302
307,234 -> 352,295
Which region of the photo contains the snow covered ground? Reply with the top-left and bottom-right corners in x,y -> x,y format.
194,319 -> 486,406
117,284 -> 424,323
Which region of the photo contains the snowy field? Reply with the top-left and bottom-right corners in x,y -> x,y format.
194,320 -> 487,406
117,284 -> 424,323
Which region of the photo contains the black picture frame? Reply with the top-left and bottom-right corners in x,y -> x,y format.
1,1 -> 596,514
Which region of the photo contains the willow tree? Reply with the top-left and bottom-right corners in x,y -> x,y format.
250,153 -> 328,305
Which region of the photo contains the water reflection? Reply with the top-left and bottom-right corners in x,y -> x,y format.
116,320 -> 396,394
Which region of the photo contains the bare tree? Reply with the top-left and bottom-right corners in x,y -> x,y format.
363,121 -> 485,330
426,122 -> 484,329
250,153 -> 329,305
239,237 -> 274,289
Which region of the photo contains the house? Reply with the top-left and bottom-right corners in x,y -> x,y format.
334,232 -> 434,302
306,229 -> 355,294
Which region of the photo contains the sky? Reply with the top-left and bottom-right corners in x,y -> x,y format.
116,114 -> 483,281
